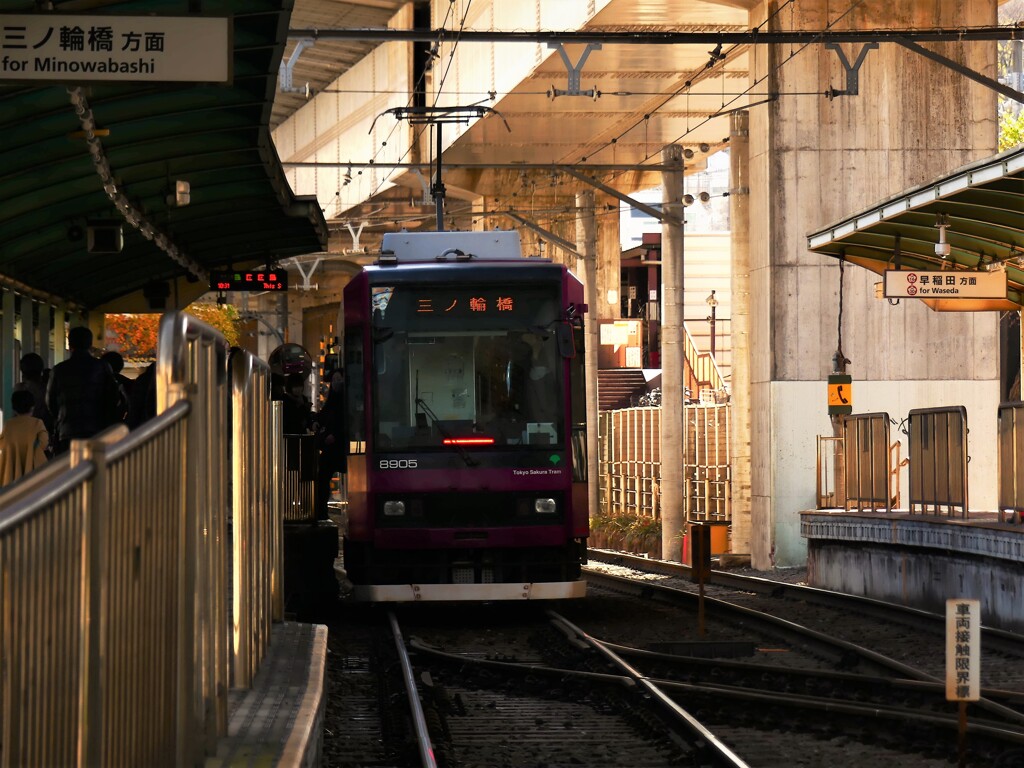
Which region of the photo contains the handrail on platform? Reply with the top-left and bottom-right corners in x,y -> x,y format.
0,311 -> 287,768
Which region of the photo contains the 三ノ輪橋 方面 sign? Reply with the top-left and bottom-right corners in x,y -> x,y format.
0,15 -> 230,83
884,269 -> 1007,300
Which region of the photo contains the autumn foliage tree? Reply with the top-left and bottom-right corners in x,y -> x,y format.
105,303 -> 242,361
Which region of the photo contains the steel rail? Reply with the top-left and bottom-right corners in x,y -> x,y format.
388,611 -> 438,768
408,636 -> 1024,746
584,569 -> 1024,727
547,611 -> 752,768
585,549 -> 1024,655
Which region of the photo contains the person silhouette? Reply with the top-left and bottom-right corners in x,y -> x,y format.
46,326 -> 121,455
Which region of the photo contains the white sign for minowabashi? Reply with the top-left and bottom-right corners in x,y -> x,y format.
0,15 -> 230,83
945,598 -> 981,702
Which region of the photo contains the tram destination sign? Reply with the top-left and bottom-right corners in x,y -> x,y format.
0,15 -> 230,83
884,269 -> 1007,300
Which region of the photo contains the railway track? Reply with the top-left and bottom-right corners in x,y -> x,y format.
586,549 -> 1024,692
323,576 -> 1024,766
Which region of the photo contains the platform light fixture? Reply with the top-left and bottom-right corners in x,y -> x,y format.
67,85 -> 206,280
935,213 -> 951,258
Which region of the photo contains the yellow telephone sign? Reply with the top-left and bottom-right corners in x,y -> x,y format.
827,374 -> 852,415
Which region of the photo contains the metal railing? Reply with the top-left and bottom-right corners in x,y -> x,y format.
0,311 -> 285,768
230,349 -> 285,688
683,324 -> 726,396
816,435 -> 843,509
685,404 -> 731,522
907,406 -> 969,518
283,434 -> 318,523
997,401 -> 1024,524
843,412 -> 893,513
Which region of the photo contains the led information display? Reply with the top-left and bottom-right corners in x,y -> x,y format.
211,270 -> 288,292
370,285 -> 559,329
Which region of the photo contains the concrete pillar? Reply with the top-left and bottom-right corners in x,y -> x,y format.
596,194 -> 621,321
52,305 -> 66,363
38,303 -> 52,368
660,145 -> 685,561
575,191 -> 601,527
728,110 -> 752,561
21,299 -> 35,356
748,0 -> 999,569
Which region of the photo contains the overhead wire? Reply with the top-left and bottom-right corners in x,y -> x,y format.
586,0 -> 869,195
361,0 -> 474,207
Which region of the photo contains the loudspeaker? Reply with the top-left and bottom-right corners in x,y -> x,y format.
87,223 -> 123,253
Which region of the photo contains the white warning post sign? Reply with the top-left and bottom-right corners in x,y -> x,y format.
945,599 -> 980,702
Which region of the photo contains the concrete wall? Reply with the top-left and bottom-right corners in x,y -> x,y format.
807,541 -> 1024,634
748,0 -> 1000,568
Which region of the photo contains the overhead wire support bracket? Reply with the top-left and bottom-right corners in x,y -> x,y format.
375,105 -> 511,232
547,42 -> 601,99
824,42 -> 878,99
279,37 -> 315,96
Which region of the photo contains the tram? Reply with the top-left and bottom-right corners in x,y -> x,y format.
340,230 -> 589,601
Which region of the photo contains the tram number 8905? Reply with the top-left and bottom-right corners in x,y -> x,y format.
379,459 -> 419,470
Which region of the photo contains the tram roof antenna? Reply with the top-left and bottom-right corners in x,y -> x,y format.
373,105 -> 511,232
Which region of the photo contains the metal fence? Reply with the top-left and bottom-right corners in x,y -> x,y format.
685,404 -> 731,521
230,349 -> 285,688
907,406 -> 969,518
998,401 -> 1024,523
0,311 -> 284,768
283,434 -> 318,523
599,407 -> 660,518
597,403 -> 731,523
816,435 -> 843,509
843,412 -> 893,513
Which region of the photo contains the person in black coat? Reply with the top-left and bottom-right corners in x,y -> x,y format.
313,368 -> 347,519
46,326 -> 121,455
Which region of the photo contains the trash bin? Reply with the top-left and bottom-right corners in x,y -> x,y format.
681,521 -> 730,563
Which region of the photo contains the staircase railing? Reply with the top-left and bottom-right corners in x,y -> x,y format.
683,323 -> 726,396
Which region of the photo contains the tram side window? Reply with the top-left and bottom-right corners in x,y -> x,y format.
569,322 -> 587,482
345,330 -> 365,453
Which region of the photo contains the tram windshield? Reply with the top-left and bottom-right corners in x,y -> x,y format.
370,282 -> 565,450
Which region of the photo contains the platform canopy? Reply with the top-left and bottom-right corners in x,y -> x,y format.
808,146 -> 1024,311
0,0 -> 329,311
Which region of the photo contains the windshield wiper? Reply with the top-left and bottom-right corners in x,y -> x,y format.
414,371 -> 478,467
414,398 -> 478,467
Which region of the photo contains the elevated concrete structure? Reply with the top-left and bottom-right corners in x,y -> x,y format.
747,0 -> 1000,568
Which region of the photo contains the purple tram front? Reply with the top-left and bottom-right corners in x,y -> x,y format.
341,231 -> 589,601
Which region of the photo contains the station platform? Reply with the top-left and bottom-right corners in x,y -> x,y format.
801,510 -> 1024,633
207,622 -> 328,768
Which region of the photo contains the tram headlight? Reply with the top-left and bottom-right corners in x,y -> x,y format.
534,498 -> 557,515
383,500 -> 406,517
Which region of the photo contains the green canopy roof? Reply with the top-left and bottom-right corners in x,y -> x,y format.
0,0 -> 327,310
808,146 -> 1024,311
